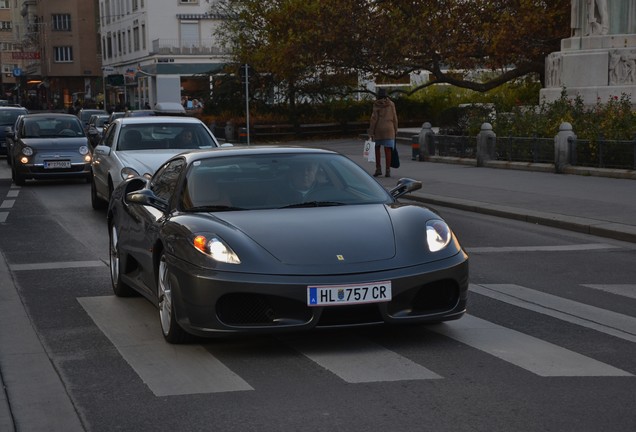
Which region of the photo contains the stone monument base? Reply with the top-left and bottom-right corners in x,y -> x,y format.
540,34 -> 636,105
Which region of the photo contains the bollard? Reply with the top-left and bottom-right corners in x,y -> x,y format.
418,122 -> 435,161
476,123 -> 496,167
224,121 -> 235,143
411,135 -> 420,160
554,122 -> 575,173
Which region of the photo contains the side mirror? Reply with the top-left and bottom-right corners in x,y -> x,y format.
125,188 -> 169,212
389,178 -> 422,199
93,145 -> 111,156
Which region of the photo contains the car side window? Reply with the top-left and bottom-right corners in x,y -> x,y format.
150,159 -> 186,202
103,124 -> 116,148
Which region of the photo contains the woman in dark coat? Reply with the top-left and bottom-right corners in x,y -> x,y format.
368,88 -> 398,177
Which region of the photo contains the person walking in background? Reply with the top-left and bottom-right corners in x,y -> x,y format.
368,88 -> 398,177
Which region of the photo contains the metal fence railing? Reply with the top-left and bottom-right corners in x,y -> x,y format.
496,136 -> 554,164
431,135 -> 477,159
570,137 -> 636,170
425,134 -> 636,170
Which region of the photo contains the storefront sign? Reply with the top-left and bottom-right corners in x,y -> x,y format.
12,52 -> 40,60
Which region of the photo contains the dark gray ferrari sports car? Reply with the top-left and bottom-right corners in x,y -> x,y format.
107,146 -> 469,343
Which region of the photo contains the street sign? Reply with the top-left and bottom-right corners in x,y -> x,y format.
12,68 -> 22,77
102,66 -> 115,73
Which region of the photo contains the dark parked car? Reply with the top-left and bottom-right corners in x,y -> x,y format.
77,108 -> 108,129
0,106 -> 29,157
86,114 -> 110,148
10,113 -> 92,185
107,147 -> 469,343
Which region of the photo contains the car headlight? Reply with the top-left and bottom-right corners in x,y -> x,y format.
21,146 -> 33,156
193,235 -> 241,264
426,220 -> 452,252
79,145 -> 89,155
120,167 -> 141,180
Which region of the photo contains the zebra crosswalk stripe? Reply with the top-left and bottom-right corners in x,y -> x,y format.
429,315 -> 631,377
78,296 -> 254,396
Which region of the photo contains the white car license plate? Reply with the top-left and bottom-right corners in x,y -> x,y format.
307,281 -> 392,307
44,160 -> 71,169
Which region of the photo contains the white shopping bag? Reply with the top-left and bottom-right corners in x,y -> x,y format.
363,139 -> 375,163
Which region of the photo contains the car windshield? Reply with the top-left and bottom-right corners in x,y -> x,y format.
180,153 -> 392,211
116,123 -> 217,151
93,116 -> 108,127
22,117 -> 85,138
0,110 -> 27,126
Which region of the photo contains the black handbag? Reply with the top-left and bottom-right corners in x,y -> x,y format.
390,145 -> 400,168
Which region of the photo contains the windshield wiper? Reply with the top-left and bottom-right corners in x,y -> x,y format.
187,205 -> 246,212
280,201 -> 345,209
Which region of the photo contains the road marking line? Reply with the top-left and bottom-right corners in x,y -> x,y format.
282,334 -> 442,383
471,283 -> 636,343
466,243 -> 619,253
582,284 -> 636,300
0,212 -> 7,223
6,190 -> 18,198
430,315 -> 632,377
10,260 -> 106,271
0,199 -> 14,209
78,296 -> 253,396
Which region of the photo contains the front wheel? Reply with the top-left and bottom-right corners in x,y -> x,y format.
12,167 -> 25,186
158,253 -> 191,344
109,224 -> 136,297
91,176 -> 107,210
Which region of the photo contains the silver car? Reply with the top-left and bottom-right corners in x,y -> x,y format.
90,116 -> 220,209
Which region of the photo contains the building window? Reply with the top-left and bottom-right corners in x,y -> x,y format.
0,21 -> 12,31
133,26 -> 140,51
179,0 -> 199,4
0,0 -> 9,9
132,0 -> 138,11
52,14 -> 72,31
54,46 -> 73,62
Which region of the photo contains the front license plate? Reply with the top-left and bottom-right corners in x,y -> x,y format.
307,281 -> 392,307
44,160 -> 71,169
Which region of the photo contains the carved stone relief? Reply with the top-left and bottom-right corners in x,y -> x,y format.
546,53 -> 563,88
609,49 -> 636,84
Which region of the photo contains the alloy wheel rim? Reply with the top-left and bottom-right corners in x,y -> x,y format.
158,257 -> 172,335
109,226 -> 119,286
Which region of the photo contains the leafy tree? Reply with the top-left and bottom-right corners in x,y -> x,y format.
214,0 -> 570,101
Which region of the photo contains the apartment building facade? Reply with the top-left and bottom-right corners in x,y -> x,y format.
99,0 -> 229,109
4,0 -> 102,110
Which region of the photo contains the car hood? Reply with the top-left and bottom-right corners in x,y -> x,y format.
21,137 -> 88,148
117,149 -> 187,176
217,205 -> 396,265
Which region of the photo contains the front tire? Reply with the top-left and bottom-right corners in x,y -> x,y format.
158,253 -> 191,344
91,176 -> 107,210
109,224 -> 136,297
12,167 -> 25,186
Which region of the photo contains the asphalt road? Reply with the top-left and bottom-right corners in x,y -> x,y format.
0,148 -> 635,431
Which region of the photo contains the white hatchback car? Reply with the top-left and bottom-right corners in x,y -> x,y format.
90,116 -> 221,209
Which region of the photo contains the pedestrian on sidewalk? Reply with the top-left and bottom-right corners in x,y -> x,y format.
368,88 -> 398,177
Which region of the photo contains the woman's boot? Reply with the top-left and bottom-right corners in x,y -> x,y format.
373,146 -> 382,176
384,147 -> 392,177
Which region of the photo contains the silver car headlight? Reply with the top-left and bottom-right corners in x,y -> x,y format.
22,146 -> 33,156
120,167 -> 141,180
426,220 -> 452,252
193,234 -> 241,264
79,145 -> 89,155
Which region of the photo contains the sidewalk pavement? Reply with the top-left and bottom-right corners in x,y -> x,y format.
292,137 -> 636,244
